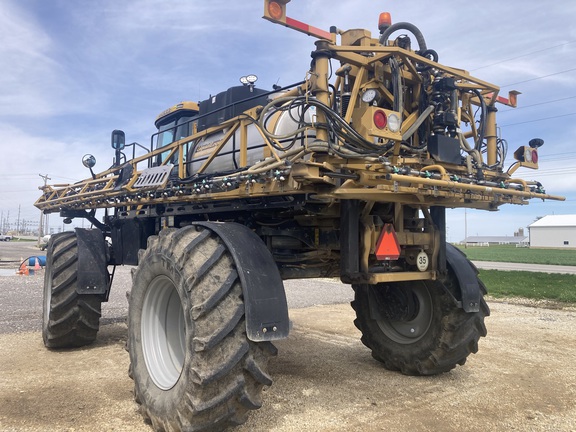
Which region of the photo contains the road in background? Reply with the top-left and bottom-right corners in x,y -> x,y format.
473,261 -> 576,274
0,240 -> 42,269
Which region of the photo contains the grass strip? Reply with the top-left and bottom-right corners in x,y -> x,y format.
479,269 -> 576,303
455,245 -> 576,266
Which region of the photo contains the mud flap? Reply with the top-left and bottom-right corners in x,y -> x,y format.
192,221 -> 289,342
75,228 -> 110,296
445,243 -> 480,313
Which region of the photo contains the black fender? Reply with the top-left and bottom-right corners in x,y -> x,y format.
75,228 -> 110,296
445,243 -> 480,313
192,221 -> 289,342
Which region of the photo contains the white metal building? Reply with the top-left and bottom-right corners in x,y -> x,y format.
528,215 -> 576,248
461,235 -> 527,246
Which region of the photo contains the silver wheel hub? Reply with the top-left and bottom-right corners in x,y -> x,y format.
141,275 -> 186,390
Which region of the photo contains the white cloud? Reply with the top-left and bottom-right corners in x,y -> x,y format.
0,3 -> 64,117
1,0 -> 576,238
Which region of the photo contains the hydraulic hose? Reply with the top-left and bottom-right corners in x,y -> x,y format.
390,58 -> 403,113
402,105 -> 435,142
379,22 -> 428,51
458,133 -> 483,168
471,89 -> 487,151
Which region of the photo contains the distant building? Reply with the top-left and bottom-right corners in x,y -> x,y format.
460,235 -> 527,246
460,228 -> 527,246
528,215 -> 576,249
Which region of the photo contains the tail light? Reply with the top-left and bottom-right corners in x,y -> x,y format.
373,109 -> 401,132
513,145 -> 539,169
374,110 -> 388,129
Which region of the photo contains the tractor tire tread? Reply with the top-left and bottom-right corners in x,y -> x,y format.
130,226 -> 274,432
43,231 -> 102,349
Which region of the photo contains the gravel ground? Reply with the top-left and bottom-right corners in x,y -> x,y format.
0,267 -> 575,431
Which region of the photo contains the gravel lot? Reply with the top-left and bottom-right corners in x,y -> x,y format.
1,242 -> 576,431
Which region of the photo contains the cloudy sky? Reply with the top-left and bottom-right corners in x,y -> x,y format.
1,0 -> 575,241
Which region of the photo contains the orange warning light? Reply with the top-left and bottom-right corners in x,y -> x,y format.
378,12 -> 392,31
268,1 -> 284,20
375,224 -> 401,260
264,0 -> 290,22
263,0 -> 333,41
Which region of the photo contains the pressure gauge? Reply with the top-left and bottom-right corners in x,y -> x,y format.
362,88 -> 378,104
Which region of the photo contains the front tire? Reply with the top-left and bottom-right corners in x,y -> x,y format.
43,231 -> 102,348
352,269 -> 489,376
128,226 -> 276,432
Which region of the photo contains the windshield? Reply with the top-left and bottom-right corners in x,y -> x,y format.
156,116 -> 195,148
157,120 -> 176,149
155,114 -> 196,165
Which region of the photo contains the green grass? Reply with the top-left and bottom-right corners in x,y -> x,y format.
455,244 -> 576,266
479,269 -> 576,303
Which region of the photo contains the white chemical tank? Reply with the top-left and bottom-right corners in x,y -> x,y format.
186,104 -> 316,176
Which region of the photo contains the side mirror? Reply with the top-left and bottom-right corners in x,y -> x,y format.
111,130 -> 126,150
82,154 -> 96,168
82,154 -> 97,179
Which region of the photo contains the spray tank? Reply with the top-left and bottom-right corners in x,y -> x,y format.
154,76 -> 316,177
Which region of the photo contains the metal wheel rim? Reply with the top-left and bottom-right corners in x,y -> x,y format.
376,284 -> 433,344
44,272 -> 52,327
141,275 -> 186,390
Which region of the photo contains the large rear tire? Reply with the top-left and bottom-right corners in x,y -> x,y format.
128,226 -> 276,432
42,231 -> 102,348
352,268 -> 489,376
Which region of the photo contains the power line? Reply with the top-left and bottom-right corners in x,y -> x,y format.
0,174 -> 79,181
470,41 -> 576,71
501,67 -> 576,88
522,169 -> 576,178
499,95 -> 576,113
537,156 -> 576,163
537,151 -> 576,160
500,112 -> 576,127
38,174 -> 51,241
527,164 -> 576,172
529,199 -> 576,204
530,168 -> 576,175
544,154 -> 576,159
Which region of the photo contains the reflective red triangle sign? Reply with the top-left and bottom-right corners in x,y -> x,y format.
375,223 -> 401,260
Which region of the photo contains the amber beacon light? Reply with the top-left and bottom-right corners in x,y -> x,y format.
378,12 -> 392,31
264,0 -> 289,22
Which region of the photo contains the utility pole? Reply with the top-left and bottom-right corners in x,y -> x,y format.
464,208 -> 468,249
38,174 -> 51,245
16,205 -> 21,236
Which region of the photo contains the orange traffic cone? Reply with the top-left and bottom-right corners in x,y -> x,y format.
33,257 -> 41,276
18,257 -> 28,276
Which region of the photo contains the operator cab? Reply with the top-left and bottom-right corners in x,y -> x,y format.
154,101 -> 199,164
